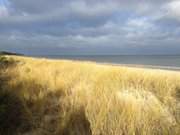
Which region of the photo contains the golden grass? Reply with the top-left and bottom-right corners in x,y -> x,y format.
0,55 -> 180,135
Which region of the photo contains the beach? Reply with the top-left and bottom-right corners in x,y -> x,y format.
31,54 -> 180,71
102,63 -> 180,71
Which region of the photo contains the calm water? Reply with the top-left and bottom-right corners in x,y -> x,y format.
34,55 -> 180,69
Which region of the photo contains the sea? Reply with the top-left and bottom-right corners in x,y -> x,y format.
33,55 -> 180,70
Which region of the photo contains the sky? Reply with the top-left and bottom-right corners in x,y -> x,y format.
0,0 -> 180,55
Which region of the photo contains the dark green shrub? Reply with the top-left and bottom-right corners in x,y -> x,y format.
0,56 -> 16,68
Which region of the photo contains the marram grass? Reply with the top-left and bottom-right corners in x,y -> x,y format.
0,55 -> 180,135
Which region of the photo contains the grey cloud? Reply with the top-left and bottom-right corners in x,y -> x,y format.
0,0 -> 180,54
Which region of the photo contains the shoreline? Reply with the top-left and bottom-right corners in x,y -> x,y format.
33,55 -> 180,71
100,62 -> 180,72
6,55 -> 180,72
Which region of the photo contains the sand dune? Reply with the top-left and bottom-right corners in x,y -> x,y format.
0,55 -> 180,135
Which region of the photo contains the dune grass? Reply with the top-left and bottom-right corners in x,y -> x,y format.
0,55 -> 180,135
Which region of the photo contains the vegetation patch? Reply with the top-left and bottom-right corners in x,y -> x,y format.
0,56 -> 17,68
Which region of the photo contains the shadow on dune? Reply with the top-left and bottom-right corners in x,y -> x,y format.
0,56 -> 32,135
0,90 -> 32,135
59,107 -> 92,135
0,57 -> 92,135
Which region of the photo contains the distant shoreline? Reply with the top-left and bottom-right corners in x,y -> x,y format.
4,55 -> 180,72
99,62 -> 180,72
34,55 -> 180,72
35,57 -> 180,71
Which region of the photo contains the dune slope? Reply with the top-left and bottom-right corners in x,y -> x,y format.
0,56 -> 180,135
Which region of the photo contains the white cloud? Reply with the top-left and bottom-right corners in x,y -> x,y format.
127,18 -> 153,28
0,5 -> 8,18
164,0 -> 180,19
124,18 -> 154,39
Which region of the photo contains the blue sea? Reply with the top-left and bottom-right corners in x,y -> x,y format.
33,55 -> 180,70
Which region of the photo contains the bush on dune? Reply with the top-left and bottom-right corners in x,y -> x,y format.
0,56 -> 17,68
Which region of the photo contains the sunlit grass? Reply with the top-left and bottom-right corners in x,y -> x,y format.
0,55 -> 180,135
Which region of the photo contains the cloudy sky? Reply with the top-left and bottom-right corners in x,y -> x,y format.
0,0 -> 180,55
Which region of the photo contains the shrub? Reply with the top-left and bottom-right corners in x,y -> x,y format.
0,56 -> 16,68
